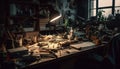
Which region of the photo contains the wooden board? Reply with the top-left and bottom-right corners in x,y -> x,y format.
70,42 -> 96,49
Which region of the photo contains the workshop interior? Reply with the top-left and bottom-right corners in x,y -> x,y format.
0,0 -> 120,69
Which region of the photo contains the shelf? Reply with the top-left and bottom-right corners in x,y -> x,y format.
10,15 -> 38,19
9,0 -> 38,5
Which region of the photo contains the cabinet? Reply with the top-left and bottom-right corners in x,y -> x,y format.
8,0 -> 40,32
3,0 -> 40,49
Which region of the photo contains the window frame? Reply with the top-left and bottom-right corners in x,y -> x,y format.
89,0 -> 120,18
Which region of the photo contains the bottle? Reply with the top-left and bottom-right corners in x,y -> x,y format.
68,27 -> 74,40
19,37 -> 23,46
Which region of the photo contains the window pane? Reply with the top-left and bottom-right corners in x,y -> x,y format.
91,0 -> 96,9
91,9 -> 96,16
115,7 -> 120,14
99,8 -> 112,17
115,0 -> 120,6
98,0 -> 112,7
93,0 -> 96,8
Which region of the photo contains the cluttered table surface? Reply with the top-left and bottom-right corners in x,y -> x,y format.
5,29 -> 110,69
7,40 -> 106,69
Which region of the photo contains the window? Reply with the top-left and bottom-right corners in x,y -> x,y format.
99,8 -> 112,17
115,0 -> 120,6
89,0 -> 120,18
93,0 -> 96,8
98,0 -> 112,7
115,0 -> 120,15
98,0 -> 113,18
89,0 -> 96,17
115,7 -> 120,13
91,9 -> 96,16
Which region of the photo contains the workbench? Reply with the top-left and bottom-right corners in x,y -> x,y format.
19,42 -> 106,69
